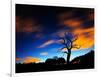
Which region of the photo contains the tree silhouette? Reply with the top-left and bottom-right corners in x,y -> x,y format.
57,57 -> 66,64
59,32 -> 80,64
45,58 -> 54,64
45,57 -> 66,65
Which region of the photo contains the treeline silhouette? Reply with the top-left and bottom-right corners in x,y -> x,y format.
16,50 -> 94,73
45,57 -> 66,65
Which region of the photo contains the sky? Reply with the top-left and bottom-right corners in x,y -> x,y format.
16,4 -> 94,64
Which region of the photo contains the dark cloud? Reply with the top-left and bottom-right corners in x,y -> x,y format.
57,8 -> 94,30
82,20 -> 94,29
16,16 -> 43,33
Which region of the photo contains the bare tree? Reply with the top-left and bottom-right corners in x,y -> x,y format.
59,32 -> 80,64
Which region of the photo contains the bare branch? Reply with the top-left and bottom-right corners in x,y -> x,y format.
57,47 -> 66,53
72,35 -> 78,42
59,32 -> 79,50
57,47 -> 68,54
59,37 -> 69,49
59,37 -> 66,45
72,44 -> 78,47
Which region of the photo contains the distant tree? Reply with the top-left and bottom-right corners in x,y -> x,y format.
58,57 -> 66,64
45,57 -> 66,65
45,58 -> 54,64
59,32 -> 81,64
53,56 -> 59,60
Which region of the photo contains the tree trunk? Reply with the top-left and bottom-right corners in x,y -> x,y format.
67,49 -> 71,64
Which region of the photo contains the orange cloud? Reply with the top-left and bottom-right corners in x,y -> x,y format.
58,10 -> 75,22
54,27 -> 94,50
16,16 -> 22,32
16,58 -> 22,61
58,10 -> 83,28
57,10 -> 94,49
63,19 -> 83,29
23,57 -> 41,64
58,9 -> 94,29
16,16 -> 42,33
72,27 -> 94,49
73,27 -> 94,35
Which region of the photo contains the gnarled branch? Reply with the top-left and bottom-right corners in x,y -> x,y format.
57,47 -> 68,54
72,35 -> 78,42
59,37 -> 66,45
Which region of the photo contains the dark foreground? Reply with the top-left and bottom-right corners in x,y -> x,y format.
16,51 -> 94,73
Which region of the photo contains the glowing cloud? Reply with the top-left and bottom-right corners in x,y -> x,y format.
73,27 -> 94,49
63,19 -> 83,28
57,9 -> 94,49
53,27 -> 94,50
16,58 -> 22,61
23,57 -> 41,64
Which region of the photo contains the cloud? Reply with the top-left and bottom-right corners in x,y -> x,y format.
73,27 -> 94,49
23,57 -> 41,64
16,58 -> 23,63
16,16 -> 22,32
73,27 -> 94,35
40,52 -> 48,56
63,19 -> 83,29
16,57 -> 41,64
38,40 -> 55,48
16,16 -> 42,33
56,9 -> 94,49
16,58 -> 22,61
58,10 -> 76,22
58,9 -> 94,29
38,39 -> 62,48
52,27 -> 94,49
53,30 -> 66,37
87,9 -> 94,21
